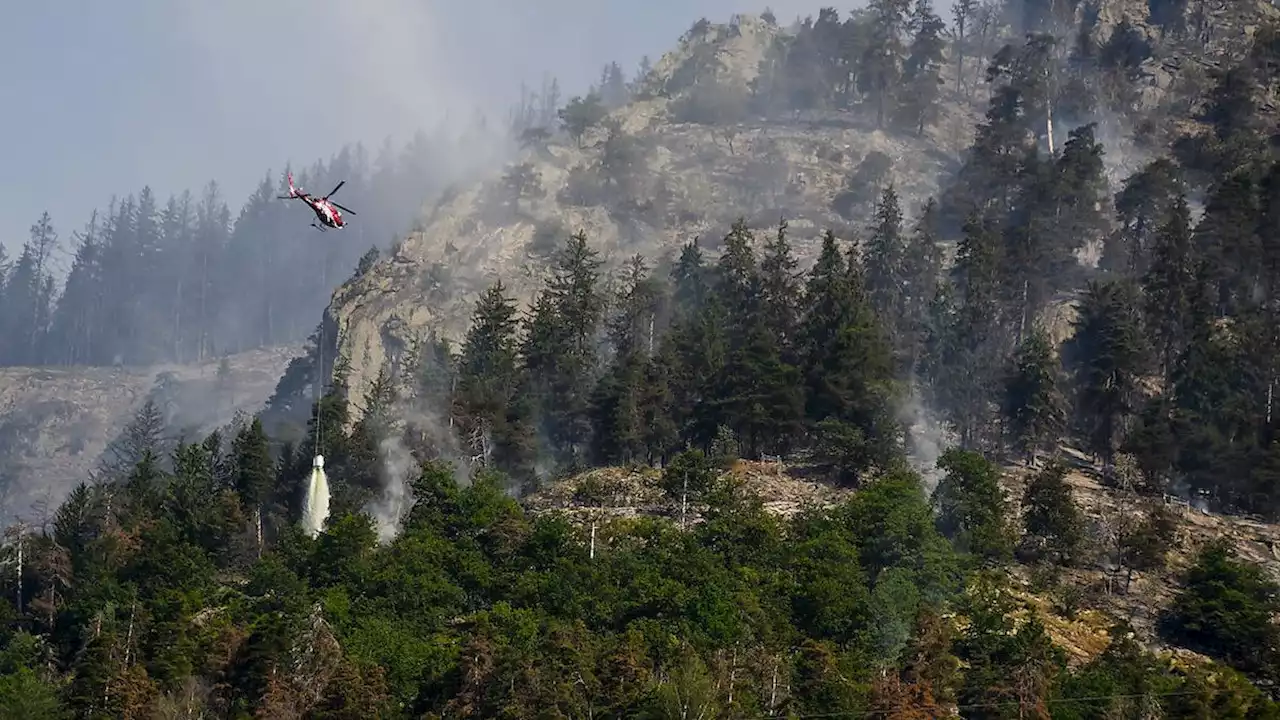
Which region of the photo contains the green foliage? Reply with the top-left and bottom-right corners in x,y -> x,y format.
1020,461 -> 1085,566
933,449 -> 1012,562
558,93 -> 607,147
1004,328 -> 1066,463
11,9 -> 1280,717
1162,540 -> 1280,677
658,449 -> 717,502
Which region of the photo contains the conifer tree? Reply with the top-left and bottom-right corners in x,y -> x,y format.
1003,328 -> 1065,464
758,218 -> 802,358
937,214 -> 1006,449
897,0 -> 947,135
865,185 -> 907,354
799,231 -> 899,471
591,256 -> 663,465
1067,280 -> 1149,466
860,0 -> 912,128
1142,194 -> 1196,383
1021,461 -> 1084,566
522,232 -> 605,469
2,213 -> 58,365
1194,170 -> 1260,317
900,198 -> 944,374
231,417 -> 274,515
1105,157 -> 1184,276
455,282 -> 533,478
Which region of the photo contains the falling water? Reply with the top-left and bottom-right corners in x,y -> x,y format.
301,454 -> 331,538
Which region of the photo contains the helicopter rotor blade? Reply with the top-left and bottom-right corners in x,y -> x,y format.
332,202 -> 357,215
325,180 -> 345,199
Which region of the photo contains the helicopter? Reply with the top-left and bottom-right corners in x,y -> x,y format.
278,171 -> 357,231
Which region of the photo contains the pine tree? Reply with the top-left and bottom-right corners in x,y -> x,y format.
231,418 -> 274,515
951,0 -> 979,95
758,218 -> 802,357
598,61 -> 629,109
558,94 -> 607,147
1105,157 -> 1184,276
860,0 -> 912,128
1021,461 -> 1084,566
865,185 -> 907,351
986,34 -> 1058,154
897,0 -> 947,135
1142,194 -> 1196,383
1068,280 -> 1149,466
900,198 -> 944,374
1003,328 -> 1066,464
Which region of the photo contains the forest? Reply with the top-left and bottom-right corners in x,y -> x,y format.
5,0 -> 1280,717
0,121 -> 519,369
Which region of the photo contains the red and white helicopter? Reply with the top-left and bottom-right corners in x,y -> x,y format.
278,171 -> 357,231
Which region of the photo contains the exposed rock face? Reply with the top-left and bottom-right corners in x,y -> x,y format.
0,345 -> 301,517
329,15 -> 964,423
324,3 -> 1280,426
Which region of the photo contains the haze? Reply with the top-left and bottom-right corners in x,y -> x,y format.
0,0 -> 827,255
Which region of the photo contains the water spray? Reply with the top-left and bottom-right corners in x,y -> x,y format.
301,255 -> 332,538
302,453 -> 331,538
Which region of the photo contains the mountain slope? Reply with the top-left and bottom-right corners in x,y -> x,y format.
328,13 -> 968,421
320,2 -> 1280,424
0,345 -> 300,516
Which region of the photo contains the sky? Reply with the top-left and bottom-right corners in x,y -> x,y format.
0,0 -> 834,259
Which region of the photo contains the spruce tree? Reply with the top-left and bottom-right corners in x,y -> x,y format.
865,185 -> 907,356
1194,170 -> 1260,317
521,232 -> 605,470
591,256 -> 663,465
1106,157 -> 1184,277
759,218 -> 802,358
1003,328 -> 1065,464
900,198 -> 944,374
1021,461 -> 1084,566
1067,280 -> 1149,466
937,214 -> 1006,449
897,0 -> 947,135
1142,194 -> 1196,383
455,282 -> 533,478
799,231 -> 899,472
232,417 -> 274,512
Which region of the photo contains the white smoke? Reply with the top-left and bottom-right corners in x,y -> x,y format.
1088,110 -> 1154,194
368,434 -> 416,544
363,400 -> 475,544
898,386 -> 954,495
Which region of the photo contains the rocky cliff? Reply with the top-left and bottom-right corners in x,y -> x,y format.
312,2 -> 1277,426
328,14 -> 966,423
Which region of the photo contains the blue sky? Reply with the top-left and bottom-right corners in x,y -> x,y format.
0,0 -> 839,258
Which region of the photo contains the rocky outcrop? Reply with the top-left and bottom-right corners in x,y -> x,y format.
328,14 -> 964,424
324,3 -> 1280,427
